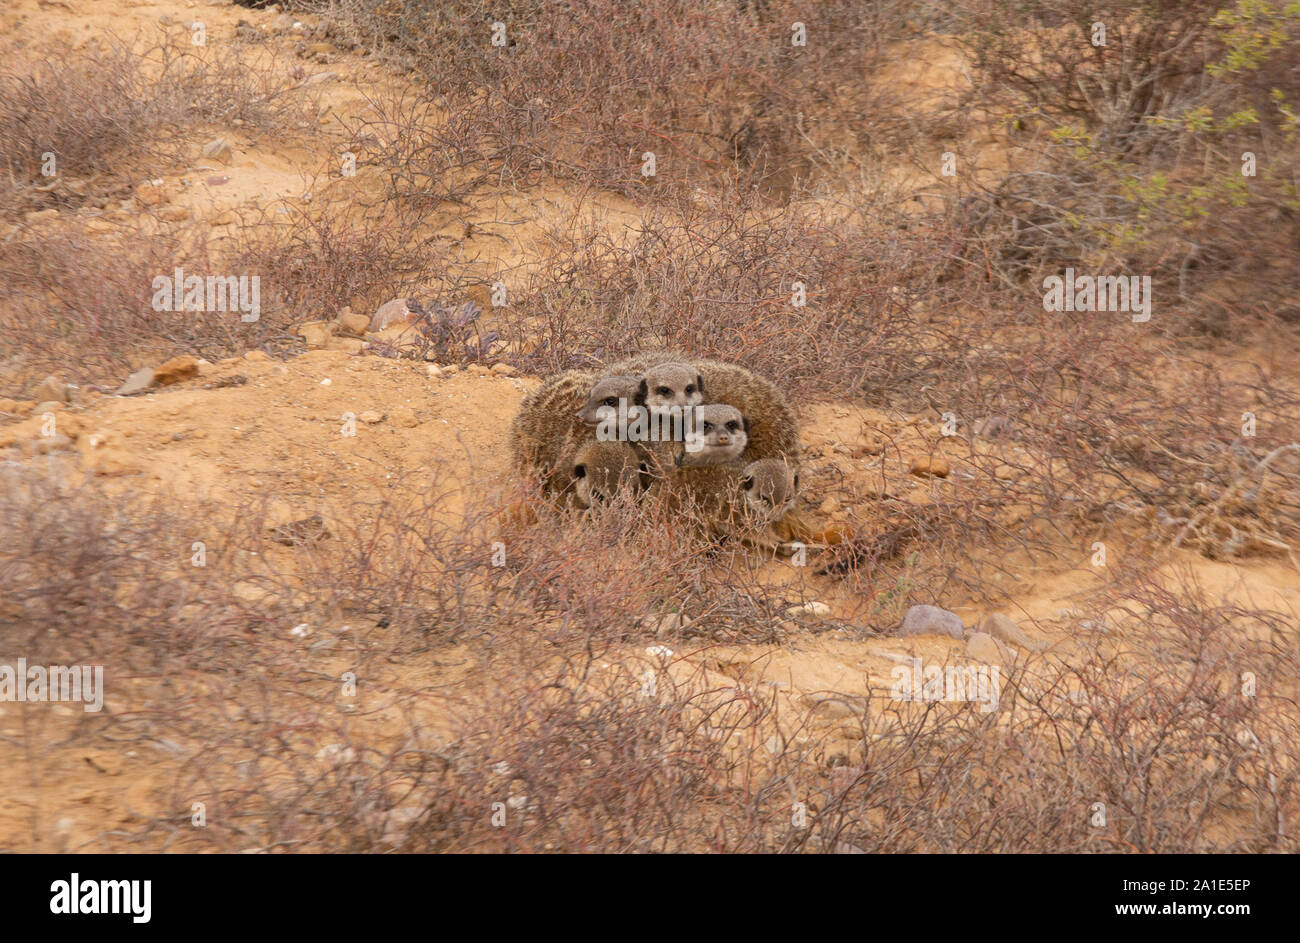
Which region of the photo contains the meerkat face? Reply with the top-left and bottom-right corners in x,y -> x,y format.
740,459 -> 798,520
577,376 -> 641,426
676,404 -> 748,467
636,362 -> 704,413
571,442 -> 642,508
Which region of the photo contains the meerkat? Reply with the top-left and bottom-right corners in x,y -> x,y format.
569,440 -> 644,509
575,375 -> 642,427
608,351 -> 799,462
677,404 -> 748,467
509,368 -> 600,494
740,458 -> 798,521
636,362 -> 705,413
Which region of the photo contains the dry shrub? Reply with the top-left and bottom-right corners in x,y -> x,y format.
0,33 -> 315,218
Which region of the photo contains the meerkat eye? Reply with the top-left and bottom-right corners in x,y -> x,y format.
702,422 -> 714,434
603,397 -> 618,407
656,386 -> 671,397
574,465 -> 587,478
727,421 -> 740,433
742,476 -> 753,490
685,384 -> 696,394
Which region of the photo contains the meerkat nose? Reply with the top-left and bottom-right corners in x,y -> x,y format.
718,435 -> 729,445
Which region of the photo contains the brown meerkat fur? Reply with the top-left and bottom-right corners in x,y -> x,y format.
608,351 -> 800,463
509,368 -> 600,495
568,440 -> 645,509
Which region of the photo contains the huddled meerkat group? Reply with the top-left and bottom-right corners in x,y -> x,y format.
510,351 -> 811,547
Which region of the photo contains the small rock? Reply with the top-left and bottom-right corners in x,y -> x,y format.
116,368 -> 156,396
371,298 -> 415,330
965,632 -> 1002,663
898,604 -> 964,639
490,363 -> 517,377
818,495 -> 840,514
467,364 -> 490,376
32,375 -> 69,403
389,406 -> 418,428
785,601 -> 832,619
980,613 -> 1034,650
425,365 -> 443,379
23,208 -> 60,223
358,410 -> 384,424
297,320 -> 335,349
153,355 -> 199,386
335,308 -> 371,336
909,456 -> 950,478
156,204 -> 191,222
641,612 -> 687,636
308,42 -> 334,56
269,515 -> 331,546
201,138 -> 233,165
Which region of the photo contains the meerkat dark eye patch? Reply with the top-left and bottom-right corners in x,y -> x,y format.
574,464 -> 587,478
726,421 -> 740,433
603,397 -> 618,407
702,422 -> 714,434
634,379 -> 648,405
685,384 -> 696,395
742,476 -> 753,490
656,387 -> 671,397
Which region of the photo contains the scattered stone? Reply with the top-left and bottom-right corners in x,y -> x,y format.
371,298 -> 414,330
335,307 -> 371,336
818,495 -> 840,514
965,632 -> 1002,663
116,368 -> 156,396
358,410 -> 385,424
201,138 -> 234,165
909,456 -> 950,478
297,320 -> 336,348
388,406 -> 418,428
802,694 -> 865,719
785,601 -> 832,619
467,364 -> 490,376
980,613 -> 1035,650
32,375 -> 69,403
269,514 -> 331,546
153,355 -> 199,386
490,363 -> 517,377
156,204 -> 191,222
898,604 -> 964,639
23,208 -> 60,223
641,612 -> 689,636
425,365 -> 444,379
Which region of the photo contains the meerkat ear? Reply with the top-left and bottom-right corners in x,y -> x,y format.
573,464 -> 587,479
634,379 -> 648,406
742,475 -> 754,490
696,374 -> 705,396
742,417 -> 751,434
792,472 -> 799,491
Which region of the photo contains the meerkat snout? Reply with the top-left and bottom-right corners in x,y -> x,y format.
577,375 -> 642,426
740,458 -> 798,520
676,404 -> 748,467
636,362 -> 705,412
